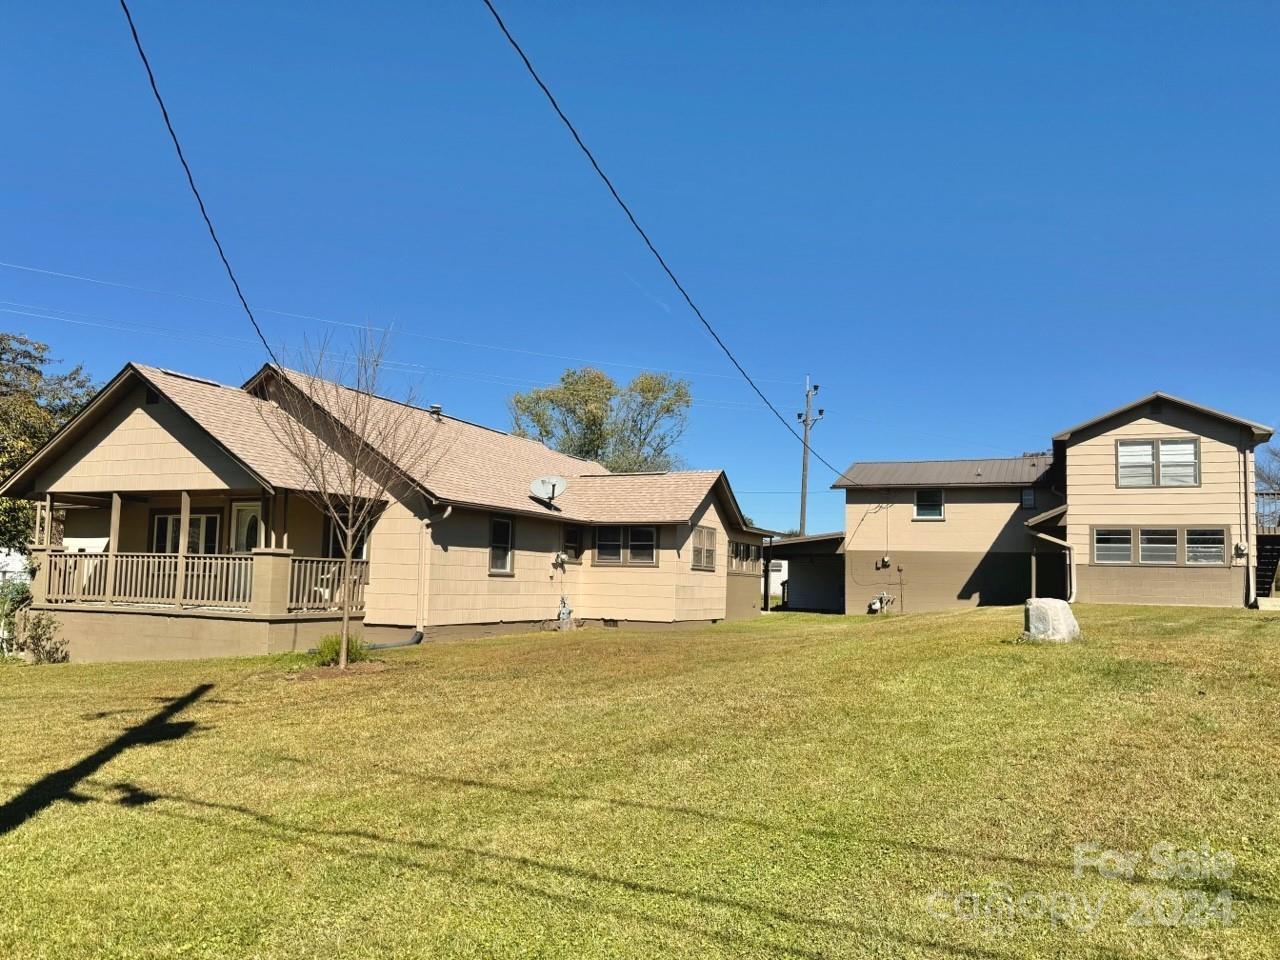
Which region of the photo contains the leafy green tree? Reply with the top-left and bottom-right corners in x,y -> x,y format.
0,334 -> 96,552
509,367 -> 692,472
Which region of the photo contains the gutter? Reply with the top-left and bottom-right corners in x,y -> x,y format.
1031,529 -> 1076,603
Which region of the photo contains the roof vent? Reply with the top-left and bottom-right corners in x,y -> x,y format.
428,403 -> 443,420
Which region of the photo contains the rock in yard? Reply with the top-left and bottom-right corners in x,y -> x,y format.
1023,598 -> 1080,643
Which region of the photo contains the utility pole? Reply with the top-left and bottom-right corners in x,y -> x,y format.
796,376 -> 823,535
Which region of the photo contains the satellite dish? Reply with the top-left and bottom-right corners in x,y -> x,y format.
530,475 -> 567,502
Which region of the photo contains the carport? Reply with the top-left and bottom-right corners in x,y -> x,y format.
766,532 -> 845,613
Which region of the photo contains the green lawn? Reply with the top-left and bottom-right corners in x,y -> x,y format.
2,606 -> 1278,959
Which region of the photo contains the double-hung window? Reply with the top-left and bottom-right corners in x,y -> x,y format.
626,526 -> 657,565
489,516 -> 514,574
562,525 -> 585,563
1117,439 -> 1199,487
595,526 -> 623,564
1157,439 -> 1198,486
691,526 -> 716,571
914,489 -> 944,520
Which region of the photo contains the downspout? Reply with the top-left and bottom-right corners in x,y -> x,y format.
416,501 -> 452,635
1243,447 -> 1256,607
1031,530 -> 1076,603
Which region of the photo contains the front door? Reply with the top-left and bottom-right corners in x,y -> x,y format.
231,503 -> 263,553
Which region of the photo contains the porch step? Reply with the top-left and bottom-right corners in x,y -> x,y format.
1256,598 -> 1280,611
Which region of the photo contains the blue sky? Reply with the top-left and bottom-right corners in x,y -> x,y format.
3,2 -> 1277,533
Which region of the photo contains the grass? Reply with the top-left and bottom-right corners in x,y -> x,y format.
1,605 -> 1278,959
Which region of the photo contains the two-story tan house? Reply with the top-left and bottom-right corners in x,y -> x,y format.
821,393 -> 1273,613
1,362 -> 766,661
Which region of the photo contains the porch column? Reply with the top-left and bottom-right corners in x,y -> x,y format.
261,493 -> 272,549
1029,540 -> 1037,599
42,493 -> 53,546
250,547 -> 293,616
105,492 -> 122,604
176,491 -> 191,608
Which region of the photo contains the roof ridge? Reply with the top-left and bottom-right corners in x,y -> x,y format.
270,364 -> 608,470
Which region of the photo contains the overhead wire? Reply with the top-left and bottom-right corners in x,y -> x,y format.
478,0 -> 859,486
117,0 -> 281,368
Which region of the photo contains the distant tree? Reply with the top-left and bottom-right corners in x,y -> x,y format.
509,367 -> 691,472
0,334 -> 95,552
1259,444 -> 1280,492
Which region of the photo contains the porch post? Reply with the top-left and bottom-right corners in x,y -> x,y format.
43,493 -> 53,546
105,492 -> 122,604
261,493 -> 271,549
176,490 -> 191,608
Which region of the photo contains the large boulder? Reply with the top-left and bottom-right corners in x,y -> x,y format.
1023,598 -> 1080,643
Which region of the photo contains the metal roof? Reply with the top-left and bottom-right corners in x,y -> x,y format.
1052,392 -> 1273,442
831,455 -> 1053,489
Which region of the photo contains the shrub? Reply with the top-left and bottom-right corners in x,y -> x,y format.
20,611 -> 68,664
0,579 -> 31,653
314,632 -> 368,666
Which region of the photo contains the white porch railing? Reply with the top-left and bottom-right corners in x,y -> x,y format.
289,558 -> 369,612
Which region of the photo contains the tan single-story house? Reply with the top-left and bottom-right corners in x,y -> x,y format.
1,362 -> 767,661
777,393 -> 1274,613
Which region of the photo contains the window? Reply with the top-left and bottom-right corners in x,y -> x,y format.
729,541 -> 762,575
1139,529 -> 1178,565
593,526 -> 656,566
1093,528 -> 1132,564
1186,529 -> 1226,565
914,489 -> 944,520
1118,438 -> 1200,487
489,516 -> 514,574
562,525 -> 585,562
1020,488 -> 1036,510
627,526 -> 657,565
769,560 -> 783,573
1117,441 -> 1155,487
1158,439 -> 1198,486
325,512 -> 369,560
151,513 -> 219,555
691,526 -> 716,571
595,526 -> 623,564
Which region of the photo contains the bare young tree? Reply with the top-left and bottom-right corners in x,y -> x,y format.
259,328 -> 434,669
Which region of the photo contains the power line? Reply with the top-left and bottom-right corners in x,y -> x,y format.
117,0 -> 280,368
478,0 -> 857,486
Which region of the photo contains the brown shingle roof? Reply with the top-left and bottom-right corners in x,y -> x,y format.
555,471 -> 725,523
265,367 -> 743,525
832,455 -> 1053,489
133,365 -> 355,493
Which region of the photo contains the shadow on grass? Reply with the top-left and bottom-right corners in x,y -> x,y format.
0,683 -> 212,835
107,785 -> 1024,960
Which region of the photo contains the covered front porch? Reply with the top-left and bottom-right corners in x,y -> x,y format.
29,489 -> 368,616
